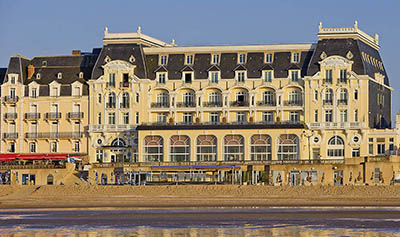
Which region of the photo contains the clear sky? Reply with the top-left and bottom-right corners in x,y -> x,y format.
0,0 -> 399,123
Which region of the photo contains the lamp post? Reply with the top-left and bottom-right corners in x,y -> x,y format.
303,130 -> 314,162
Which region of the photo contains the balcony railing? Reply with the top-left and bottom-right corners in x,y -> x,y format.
203,101 -> 222,107
120,103 -> 130,109
3,133 -> 18,139
107,82 -> 115,88
120,82 -> 130,88
4,113 -> 17,120
323,100 -> 333,105
45,112 -> 62,119
67,112 -> 84,119
176,102 -> 196,108
151,102 -> 169,108
24,113 -> 41,120
88,124 -> 136,132
256,101 -> 276,106
106,103 -> 116,109
283,100 -> 302,106
230,101 -> 249,107
323,79 -> 332,84
3,96 -> 18,103
337,99 -> 348,105
339,78 -> 347,84
309,122 -> 365,129
25,132 -> 83,139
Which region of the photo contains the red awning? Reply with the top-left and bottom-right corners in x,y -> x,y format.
17,154 -> 46,160
0,154 -> 17,162
45,154 -> 68,160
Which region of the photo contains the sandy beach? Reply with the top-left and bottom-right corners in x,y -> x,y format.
1,185 -> 400,209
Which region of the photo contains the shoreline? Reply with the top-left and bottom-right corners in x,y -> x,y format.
1,185 -> 400,209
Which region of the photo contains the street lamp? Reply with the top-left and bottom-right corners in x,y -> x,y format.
303,130 -> 314,161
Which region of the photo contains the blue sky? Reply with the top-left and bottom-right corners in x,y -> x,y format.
0,0 -> 399,122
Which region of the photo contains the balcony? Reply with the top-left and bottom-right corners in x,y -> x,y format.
230,101 -> 249,107
106,103 -> 116,109
203,101 -> 222,107
323,79 -> 332,84
308,122 -> 365,129
3,96 -> 18,104
25,132 -> 83,139
88,124 -> 136,132
3,133 -> 18,139
323,100 -> 333,105
45,112 -> 62,120
67,112 -> 84,120
4,113 -> 17,120
151,102 -> 169,108
107,82 -> 115,88
120,103 -> 130,109
339,78 -> 347,84
24,113 -> 41,120
257,101 -> 276,106
120,82 -> 130,88
337,99 -> 348,105
283,100 -> 302,106
176,102 -> 196,108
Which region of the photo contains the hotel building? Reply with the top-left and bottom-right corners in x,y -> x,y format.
1,22 -> 399,185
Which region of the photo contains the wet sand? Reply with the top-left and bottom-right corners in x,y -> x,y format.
1,185 -> 400,209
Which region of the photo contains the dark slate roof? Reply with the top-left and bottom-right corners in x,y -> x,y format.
207,65 -> 221,71
5,55 -> 30,83
233,64 -> 247,71
146,54 -> 158,80
0,68 -> 6,84
92,44 -> 147,79
287,63 -> 301,70
260,64 -> 274,70
180,65 -> 194,72
305,38 -> 388,85
166,54 -> 184,80
193,54 -> 210,79
246,53 -> 264,78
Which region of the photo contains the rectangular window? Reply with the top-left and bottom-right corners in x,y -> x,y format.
160,55 -> 167,65
10,76 -> 16,84
108,112 -> 115,125
186,55 -> 193,65
29,142 -> 37,153
96,150 -> 103,162
50,142 -> 58,153
136,112 -> 139,124
340,110 -> 348,122
369,144 -> 373,155
108,73 -> 115,87
237,72 -> 245,82
325,69 -> 332,83
264,71 -> 272,82
314,110 -> 318,122
292,52 -> 300,63
184,73 -> 192,83
183,113 -> 193,124
136,93 -> 139,103
98,94 -> 102,104
210,112 -> 220,124
238,53 -> 246,64
291,70 -> 299,81
30,89 -> 37,98
325,110 -> 333,122
210,72 -> 219,83
123,112 -> 129,125
157,113 -> 167,124
352,148 -> 360,157
98,112 -> 101,125
354,110 -> 358,122
265,53 -> 273,63
314,90 -> 318,101
236,112 -> 247,123
377,144 -> 385,155
354,89 -> 358,100
340,69 -> 347,83
289,112 -> 300,122
158,73 -> 166,84
262,112 -> 273,123
212,54 -> 219,64
8,142 -> 15,153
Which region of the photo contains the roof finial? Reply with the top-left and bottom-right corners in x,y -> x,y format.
319,22 -> 323,31
137,26 -> 141,34
375,33 -> 379,44
171,39 -> 176,46
104,26 -> 108,35
354,20 -> 358,29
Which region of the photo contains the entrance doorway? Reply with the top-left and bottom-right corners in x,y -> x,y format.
334,170 -> 344,186
290,171 -> 300,186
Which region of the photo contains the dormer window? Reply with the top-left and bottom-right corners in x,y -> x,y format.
57,72 -> 62,79
36,73 -> 41,79
184,72 -> 193,84
290,70 -> 300,82
158,72 -> 166,84
263,70 -> 273,82
42,61 -> 47,67
185,55 -> 193,65
79,72 -> 84,79
30,88 -> 37,98
160,55 -> 167,65
238,53 -> 246,64
73,86 -> 81,96
292,52 -> 300,63
51,87 -> 59,97
10,76 -> 16,84
129,55 -> 135,63
104,56 -> 111,63
237,71 -> 245,82
212,54 -> 220,64
210,72 -> 219,83
265,53 -> 273,63
325,69 -> 332,84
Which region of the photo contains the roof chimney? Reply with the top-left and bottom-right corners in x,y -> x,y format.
27,65 -> 35,79
72,50 -> 81,56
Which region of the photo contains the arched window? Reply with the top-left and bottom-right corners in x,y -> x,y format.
208,91 -> 221,106
224,135 -> 244,161
108,92 -> 116,108
277,134 -> 299,161
183,92 -> 194,105
122,92 -> 130,108
339,88 -> 348,105
170,135 -> 190,162
262,91 -> 274,105
251,134 -> 272,161
143,135 -> 163,162
327,136 -> 345,158
196,135 -> 217,161
111,138 -> 126,147
157,92 -> 169,106
325,89 -> 333,103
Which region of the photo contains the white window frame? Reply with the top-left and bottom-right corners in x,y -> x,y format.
292,52 -> 300,63
157,72 -> 167,84
238,53 -> 246,64
236,71 -> 246,82
196,135 -> 217,161
263,70 -> 273,82
212,54 -> 220,65
251,134 -> 272,161
185,55 -> 194,65
210,71 -> 219,83
160,55 -> 168,65
265,53 -> 273,63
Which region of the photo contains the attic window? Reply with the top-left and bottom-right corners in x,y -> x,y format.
265,53 -> 273,63
57,72 -> 62,79
36,73 -> 41,79
42,61 -> 47,67
129,55 -> 135,63
79,72 -> 84,78
292,52 -> 300,63
104,56 -> 111,63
